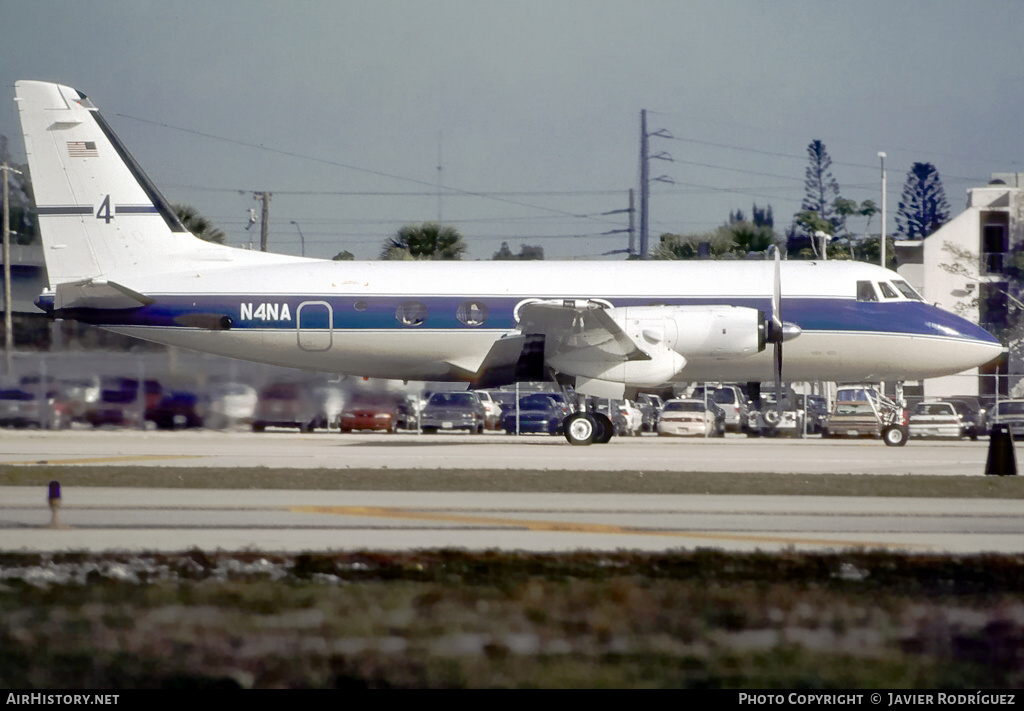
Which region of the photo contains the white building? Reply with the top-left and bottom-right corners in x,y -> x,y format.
895,174 -> 1024,398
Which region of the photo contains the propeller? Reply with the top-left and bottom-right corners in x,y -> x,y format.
764,246 -> 802,414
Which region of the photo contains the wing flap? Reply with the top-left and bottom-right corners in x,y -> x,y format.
517,299 -> 650,362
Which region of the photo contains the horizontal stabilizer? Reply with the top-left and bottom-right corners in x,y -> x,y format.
54,279 -> 154,310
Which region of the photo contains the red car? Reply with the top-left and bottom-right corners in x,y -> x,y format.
339,393 -> 400,433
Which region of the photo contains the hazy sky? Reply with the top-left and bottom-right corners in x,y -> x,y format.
1,0 -> 1021,260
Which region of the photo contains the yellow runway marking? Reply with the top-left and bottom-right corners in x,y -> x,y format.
5,455 -> 204,465
292,505 -> 929,549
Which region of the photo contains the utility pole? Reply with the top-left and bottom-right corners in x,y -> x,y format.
254,192 -> 271,252
878,152 -> 887,269
2,162 -> 21,377
638,110 -> 673,259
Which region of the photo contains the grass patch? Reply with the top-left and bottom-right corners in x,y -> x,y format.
3,465 -> 1024,497
2,549 -> 1023,688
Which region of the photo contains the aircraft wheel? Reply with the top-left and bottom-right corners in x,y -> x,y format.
593,413 -> 613,444
883,425 -> 909,447
564,413 -> 596,446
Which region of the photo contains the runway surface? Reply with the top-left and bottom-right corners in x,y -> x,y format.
0,428 -> 1003,475
4,487 -> 1024,555
2,430 -> 1022,554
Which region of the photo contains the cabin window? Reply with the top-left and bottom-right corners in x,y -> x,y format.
892,280 -> 923,301
353,301 -> 367,311
856,281 -> 878,302
396,301 -> 428,327
878,282 -> 899,299
457,301 -> 489,327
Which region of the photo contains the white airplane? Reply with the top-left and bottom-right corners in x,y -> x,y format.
14,80 -> 1003,444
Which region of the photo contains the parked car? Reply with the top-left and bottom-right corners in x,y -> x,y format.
339,392 -> 400,433
502,393 -> 566,435
204,382 -> 258,429
55,375 -> 101,423
420,391 -> 486,433
86,377 -> 159,428
987,399 -> 1024,438
690,384 -> 750,433
657,398 -> 718,437
252,382 -> 320,432
940,398 -> 985,440
907,400 -> 973,440
821,386 -> 908,446
0,387 -> 71,429
746,392 -> 806,438
473,390 -> 504,430
146,390 -> 208,430
795,394 -> 828,435
635,393 -> 664,433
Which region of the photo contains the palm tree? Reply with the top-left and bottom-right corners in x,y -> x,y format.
173,204 -> 226,244
380,222 -> 466,260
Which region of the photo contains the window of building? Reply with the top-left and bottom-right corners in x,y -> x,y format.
856,281 -> 878,302
395,301 -> 428,327
456,301 -> 489,327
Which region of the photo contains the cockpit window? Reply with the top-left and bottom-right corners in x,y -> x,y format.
878,282 -> 899,299
856,281 -> 878,302
892,280 -> 923,301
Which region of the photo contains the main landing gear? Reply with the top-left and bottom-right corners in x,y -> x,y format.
563,412 -> 614,446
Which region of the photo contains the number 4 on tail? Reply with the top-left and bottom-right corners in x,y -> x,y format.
96,195 -> 113,223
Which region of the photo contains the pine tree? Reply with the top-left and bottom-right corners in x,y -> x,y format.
896,162 -> 950,238
802,140 -> 841,233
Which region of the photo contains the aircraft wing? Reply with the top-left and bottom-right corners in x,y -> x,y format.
516,299 -> 651,362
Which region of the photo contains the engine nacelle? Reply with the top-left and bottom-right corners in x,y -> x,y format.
608,305 -> 764,359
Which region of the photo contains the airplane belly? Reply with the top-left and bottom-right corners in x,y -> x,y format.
105,326 -> 505,381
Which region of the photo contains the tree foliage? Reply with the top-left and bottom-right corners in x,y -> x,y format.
173,204 -> 225,244
380,222 -> 466,260
896,162 -> 950,238
802,140 -> 841,233
492,241 -> 544,260
0,135 -> 38,245
653,222 -> 781,260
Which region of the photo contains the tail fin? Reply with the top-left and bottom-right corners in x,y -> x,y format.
15,81 -> 198,288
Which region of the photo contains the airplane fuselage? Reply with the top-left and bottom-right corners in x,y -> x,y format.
41,258 -> 1001,385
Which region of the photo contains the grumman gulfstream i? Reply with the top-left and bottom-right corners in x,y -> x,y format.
14,81 -> 1003,444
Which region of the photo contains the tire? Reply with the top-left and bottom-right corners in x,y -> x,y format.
883,425 -> 908,447
593,413 -> 613,444
564,413 -> 596,446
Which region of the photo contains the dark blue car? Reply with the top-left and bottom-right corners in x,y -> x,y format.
502,393 -> 567,435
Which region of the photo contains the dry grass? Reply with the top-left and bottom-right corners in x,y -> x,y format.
2,550 -> 1023,688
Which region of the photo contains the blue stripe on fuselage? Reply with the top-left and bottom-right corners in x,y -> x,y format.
52,294 -> 1000,344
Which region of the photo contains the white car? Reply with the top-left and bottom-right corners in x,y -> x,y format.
657,399 -> 716,437
204,382 -> 258,429
474,390 -> 504,430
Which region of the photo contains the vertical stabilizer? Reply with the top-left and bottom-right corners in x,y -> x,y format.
15,81 -> 199,287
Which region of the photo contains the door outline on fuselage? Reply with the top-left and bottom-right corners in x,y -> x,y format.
296,301 -> 333,352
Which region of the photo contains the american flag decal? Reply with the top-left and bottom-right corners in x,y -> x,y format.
67,141 -> 98,158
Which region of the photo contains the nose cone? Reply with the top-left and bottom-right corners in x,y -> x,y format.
923,306 -> 1003,373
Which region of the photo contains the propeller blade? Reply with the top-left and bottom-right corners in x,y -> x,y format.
771,245 -> 782,333
770,246 -> 783,414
